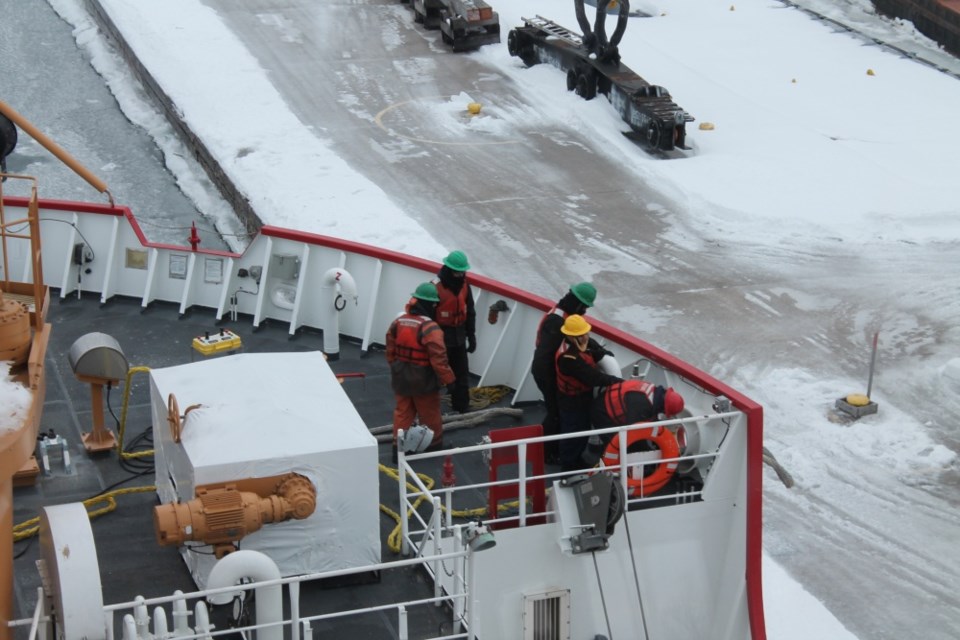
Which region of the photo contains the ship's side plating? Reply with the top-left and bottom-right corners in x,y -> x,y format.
427,413 -> 753,638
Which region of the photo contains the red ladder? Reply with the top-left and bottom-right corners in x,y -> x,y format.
487,425 -> 546,529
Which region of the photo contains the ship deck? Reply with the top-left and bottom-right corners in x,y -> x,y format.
11,291 -> 539,638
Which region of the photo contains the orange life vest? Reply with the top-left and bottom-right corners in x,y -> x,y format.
435,281 -> 469,327
391,314 -> 435,366
555,341 -> 597,396
602,379 -> 656,424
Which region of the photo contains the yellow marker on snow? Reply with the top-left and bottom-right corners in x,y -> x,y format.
845,393 -> 871,407
467,102 -> 482,115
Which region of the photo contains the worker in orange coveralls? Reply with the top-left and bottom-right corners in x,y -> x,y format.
386,282 -> 455,461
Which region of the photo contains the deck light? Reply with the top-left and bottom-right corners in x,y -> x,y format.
463,520 -> 496,552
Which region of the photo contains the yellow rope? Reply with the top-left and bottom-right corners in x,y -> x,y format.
467,385 -> 512,410
441,385 -> 513,411
380,384 -> 519,552
378,463 -> 438,553
377,462 -> 529,554
117,366 -> 155,459
15,366 -> 155,542
13,485 -> 156,542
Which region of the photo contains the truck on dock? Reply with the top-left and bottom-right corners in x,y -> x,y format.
507,1 -> 693,152
406,0 -> 501,52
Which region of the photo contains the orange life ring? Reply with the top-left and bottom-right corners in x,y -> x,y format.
602,426 -> 680,497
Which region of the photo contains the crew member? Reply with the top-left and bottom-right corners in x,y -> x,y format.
386,282 -> 455,460
434,250 -> 476,413
593,379 -> 685,430
531,282 -> 597,463
555,314 -> 622,471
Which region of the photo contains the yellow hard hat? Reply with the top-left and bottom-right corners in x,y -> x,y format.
561,314 -> 591,336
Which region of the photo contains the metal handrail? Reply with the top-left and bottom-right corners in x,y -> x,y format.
397,410 -> 740,555
8,550 -> 477,640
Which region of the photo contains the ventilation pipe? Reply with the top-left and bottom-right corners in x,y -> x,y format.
206,550 -> 282,640
319,267 -> 358,360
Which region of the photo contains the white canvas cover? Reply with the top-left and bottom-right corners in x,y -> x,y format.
150,351 -> 380,588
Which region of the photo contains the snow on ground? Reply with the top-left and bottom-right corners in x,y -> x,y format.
0,364 -> 33,435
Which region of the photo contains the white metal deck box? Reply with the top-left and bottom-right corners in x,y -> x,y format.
150,351 -> 379,588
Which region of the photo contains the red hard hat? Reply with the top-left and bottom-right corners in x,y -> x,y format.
663,388 -> 685,417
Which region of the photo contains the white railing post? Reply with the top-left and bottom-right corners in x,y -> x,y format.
289,582 -> 301,640
445,489 -> 453,529
398,605 -> 408,640
133,596 -> 149,639
27,588 -> 43,640
152,607 -> 168,640
432,496 -> 443,604
452,527 -> 464,635
171,593 -> 190,638
517,442 -> 528,526
399,429 -> 409,556
467,548 -> 481,640
193,602 -> 212,640
619,427 -> 630,500
104,602 -> 114,640
121,614 -> 136,640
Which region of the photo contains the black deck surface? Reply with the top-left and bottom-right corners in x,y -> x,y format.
11,292 -> 543,638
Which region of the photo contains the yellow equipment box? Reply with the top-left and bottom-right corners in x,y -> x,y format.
192,329 -> 242,357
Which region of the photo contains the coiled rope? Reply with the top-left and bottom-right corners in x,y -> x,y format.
377,462 -> 529,554
13,485 -> 156,542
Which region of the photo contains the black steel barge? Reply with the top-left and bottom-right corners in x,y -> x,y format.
507,5 -> 693,152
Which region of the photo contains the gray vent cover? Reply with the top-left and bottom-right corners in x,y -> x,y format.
67,332 -> 128,381
523,589 -> 570,640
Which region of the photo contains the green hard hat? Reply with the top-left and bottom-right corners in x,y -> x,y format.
443,250 -> 471,272
570,282 -> 597,307
412,282 -> 440,302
